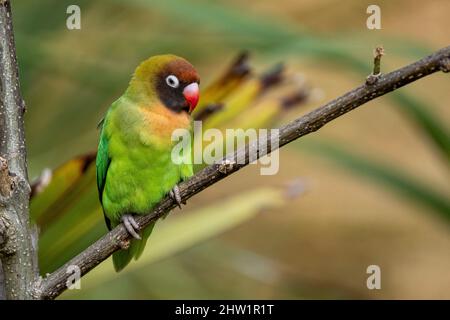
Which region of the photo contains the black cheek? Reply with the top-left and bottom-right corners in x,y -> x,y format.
156,79 -> 188,113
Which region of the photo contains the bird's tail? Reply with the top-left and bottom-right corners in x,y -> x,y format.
113,221 -> 156,272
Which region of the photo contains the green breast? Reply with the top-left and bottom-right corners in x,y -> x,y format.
100,100 -> 193,225
102,143 -> 181,224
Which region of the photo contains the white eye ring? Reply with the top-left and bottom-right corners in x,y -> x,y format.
165,75 -> 179,88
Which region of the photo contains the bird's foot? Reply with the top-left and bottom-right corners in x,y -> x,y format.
122,214 -> 141,240
169,184 -> 185,209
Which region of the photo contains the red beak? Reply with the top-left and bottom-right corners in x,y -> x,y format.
183,82 -> 199,113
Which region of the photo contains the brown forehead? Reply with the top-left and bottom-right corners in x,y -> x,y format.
162,59 -> 200,83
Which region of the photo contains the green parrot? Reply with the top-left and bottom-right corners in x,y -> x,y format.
96,55 -> 200,271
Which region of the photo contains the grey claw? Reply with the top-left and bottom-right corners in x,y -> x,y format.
169,185 -> 183,209
122,214 -> 141,240
129,215 -> 139,229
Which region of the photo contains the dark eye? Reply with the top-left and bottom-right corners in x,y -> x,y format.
165,75 -> 179,88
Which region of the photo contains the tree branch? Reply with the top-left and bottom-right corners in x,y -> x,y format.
0,0 -> 38,299
36,46 -> 450,299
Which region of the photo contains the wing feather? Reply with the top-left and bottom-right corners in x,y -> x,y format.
96,119 -> 112,229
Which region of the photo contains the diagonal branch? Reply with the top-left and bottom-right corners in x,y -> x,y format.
36,45 -> 450,299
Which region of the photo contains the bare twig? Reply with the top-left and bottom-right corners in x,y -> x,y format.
36,45 -> 450,299
373,46 -> 384,75
366,46 -> 385,85
0,0 -> 38,299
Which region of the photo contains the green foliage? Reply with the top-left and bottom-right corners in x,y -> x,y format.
62,187 -> 286,298
298,140 -> 450,220
391,93 -> 450,163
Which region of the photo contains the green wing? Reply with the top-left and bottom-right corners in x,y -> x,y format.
96,120 -> 112,229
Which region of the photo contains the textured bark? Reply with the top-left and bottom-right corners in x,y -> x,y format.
0,0 -> 38,299
37,46 -> 450,300
0,261 -> 5,299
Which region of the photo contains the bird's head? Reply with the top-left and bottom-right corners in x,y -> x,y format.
130,54 -> 200,114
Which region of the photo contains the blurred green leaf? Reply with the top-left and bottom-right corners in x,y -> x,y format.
298,140 -> 450,220
62,186 -> 287,297
33,160 -> 105,274
30,153 -> 95,225
391,92 -> 450,163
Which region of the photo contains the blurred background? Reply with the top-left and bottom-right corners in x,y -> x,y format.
11,0 -> 450,299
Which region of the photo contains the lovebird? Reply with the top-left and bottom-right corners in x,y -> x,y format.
96,55 -> 200,271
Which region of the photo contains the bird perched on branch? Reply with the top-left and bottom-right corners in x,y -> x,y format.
96,55 -> 200,271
